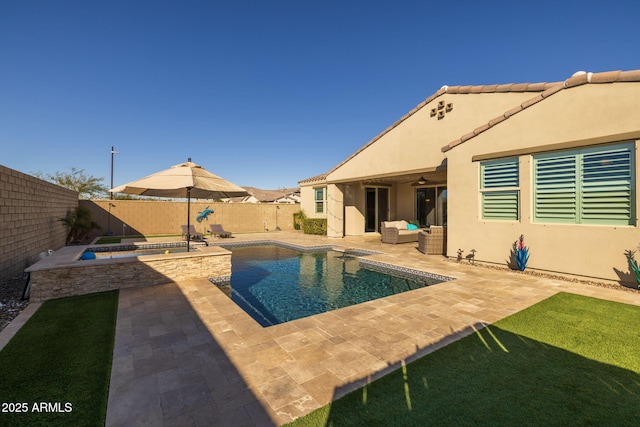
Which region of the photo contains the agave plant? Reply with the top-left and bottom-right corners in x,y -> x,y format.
514,234 -> 530,271
625,250 -> 640,285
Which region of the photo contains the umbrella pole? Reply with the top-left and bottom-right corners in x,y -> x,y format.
187,188 -> 192,252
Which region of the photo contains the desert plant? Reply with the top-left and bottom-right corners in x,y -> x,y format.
512,234 -> 530,271
624,250 -> 640,286
59,206 -> 102,245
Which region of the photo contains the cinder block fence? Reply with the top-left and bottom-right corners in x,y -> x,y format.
0,165 -> 78,284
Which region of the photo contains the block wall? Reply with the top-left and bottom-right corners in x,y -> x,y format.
0,165 -> 77,283
82,200 -> 301,237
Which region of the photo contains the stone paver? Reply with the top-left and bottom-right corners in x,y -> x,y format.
10,232 -> 638,426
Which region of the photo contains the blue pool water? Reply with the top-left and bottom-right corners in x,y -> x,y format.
214,245 -> 448,327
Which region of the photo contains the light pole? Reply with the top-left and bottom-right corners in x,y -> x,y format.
110,146 -> 119,199
108,146 -> 119,235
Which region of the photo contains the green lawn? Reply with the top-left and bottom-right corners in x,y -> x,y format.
0,291 -> 118,426
288,292 -> 640,426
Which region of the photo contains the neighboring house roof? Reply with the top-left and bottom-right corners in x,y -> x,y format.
441,69 -> 640,153
226,187 -> 300,203
298,78 -> 562,185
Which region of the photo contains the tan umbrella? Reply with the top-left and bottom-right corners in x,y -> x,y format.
110,158 -> 248,250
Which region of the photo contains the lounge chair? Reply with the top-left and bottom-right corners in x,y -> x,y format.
181,225 -> 203,241
210,224 -> 232,238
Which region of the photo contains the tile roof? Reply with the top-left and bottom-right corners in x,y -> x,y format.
298,172 -> 329,185
299,69 -> 640,184
441,69 -> 640,152
298,80 -> 558,184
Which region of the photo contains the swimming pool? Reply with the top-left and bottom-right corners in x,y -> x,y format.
212,244 -> 452,327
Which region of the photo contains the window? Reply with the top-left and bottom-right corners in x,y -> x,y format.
480,158 -> 519,220
314,187 -> 326,214
533,142 -> 634,225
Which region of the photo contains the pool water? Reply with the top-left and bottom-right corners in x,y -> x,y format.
215,245 -> 446,327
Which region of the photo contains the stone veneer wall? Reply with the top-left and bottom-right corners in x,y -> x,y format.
82,199 -> 301,237
0,165 -> 77,284
28,251 -> 231,302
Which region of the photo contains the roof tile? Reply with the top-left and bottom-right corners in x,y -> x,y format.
510,83 -> 530,92
541,83 -> 564,98
503,105 -> 523,118
520,94 -> 545,109
526,82 -> 548,91
488,114 -> 507,128
617,69 -> 640,81
460,132 -> 476,143
481,84 -> 499,93
564,73 -> 589,88
441,69 -> 640,154
589,70 -> 620,83
474,123 -> 490,135
444,138 -> 463,152
298,173 -> 328,184
495,83 -> 514,92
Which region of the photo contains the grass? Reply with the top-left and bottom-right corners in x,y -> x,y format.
287,292 -> 640,426
0,291 -> 119,426
94,236 -> 123,244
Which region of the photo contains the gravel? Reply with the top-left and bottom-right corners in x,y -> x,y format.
445,258 -> 640,294
0,273 -> 30,332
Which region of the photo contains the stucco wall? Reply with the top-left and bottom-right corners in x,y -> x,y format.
304,90 -> 538,234
82,199 -> 301,237
327,91 -> 536,183
0,165 -> 77,283
446,82 -> 640,283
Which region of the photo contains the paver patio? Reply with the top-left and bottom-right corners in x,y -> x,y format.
101,232 -> 640,426
9,231 -> 638,426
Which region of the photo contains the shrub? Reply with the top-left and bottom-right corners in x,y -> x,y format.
303,218 -> 327,235
293,210 -> 307,230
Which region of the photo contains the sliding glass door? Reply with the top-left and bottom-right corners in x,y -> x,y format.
365,187 -> 389,232
416,186 -> 447,227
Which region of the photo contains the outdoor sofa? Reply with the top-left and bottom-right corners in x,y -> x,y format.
380,220 -> 420,244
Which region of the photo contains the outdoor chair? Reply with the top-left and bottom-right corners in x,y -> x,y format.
380,220 -> 420,244
181,225 -> 203,241
210,224 -> 232,238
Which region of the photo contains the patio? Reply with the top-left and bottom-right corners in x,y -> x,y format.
6,231 -> 640,426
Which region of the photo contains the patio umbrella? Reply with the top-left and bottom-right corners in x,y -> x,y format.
110,158 -> 248,251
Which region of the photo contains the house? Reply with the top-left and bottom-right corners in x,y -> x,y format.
223,187 -> 300,203
299,69 -> 640,283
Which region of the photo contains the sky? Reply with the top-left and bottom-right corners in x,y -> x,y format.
1,0 -> 639,192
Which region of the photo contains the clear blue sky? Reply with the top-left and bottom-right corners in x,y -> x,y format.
1,0 -> 639,191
